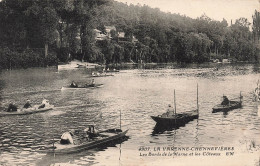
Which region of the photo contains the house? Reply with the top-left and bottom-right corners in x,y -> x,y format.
118,32 -> 125,38
104,26 -> 116,38
132,36 -> 138,43
94,29 -> 107,41
222,59 -> 231,63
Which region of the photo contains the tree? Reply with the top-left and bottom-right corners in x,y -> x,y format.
253,10 -> 260,43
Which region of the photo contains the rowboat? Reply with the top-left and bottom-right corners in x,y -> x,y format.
105,70 -> 119,73
212,101 -> 242,113
212,93 -> 243,113
47,129 -> 128,154
151,109 -> 198,125
151,85 -> 199,126
0,105 -> 54,116
91,74 -> 114,77
61,84 -> 103,90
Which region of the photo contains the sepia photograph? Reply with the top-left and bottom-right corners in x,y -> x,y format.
0,0 -> 260,165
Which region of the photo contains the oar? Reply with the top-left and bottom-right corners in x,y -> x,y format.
174,89 -> 177,125
120,110 -> 121,130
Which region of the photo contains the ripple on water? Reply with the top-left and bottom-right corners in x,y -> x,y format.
0,65 -> 260,165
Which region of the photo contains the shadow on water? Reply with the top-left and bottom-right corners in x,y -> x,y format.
152,123 -> 188,135
223,111 -> 229,117
37,136 -> 129,166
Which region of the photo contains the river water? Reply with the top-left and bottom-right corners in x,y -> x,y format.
0,63 -> 259,166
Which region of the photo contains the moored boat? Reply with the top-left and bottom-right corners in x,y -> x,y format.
0,105 -> 54,116
61,84 -> 103,90
91,74 -> 114,77
48,128 -> 128,154
106,70 -> 119,73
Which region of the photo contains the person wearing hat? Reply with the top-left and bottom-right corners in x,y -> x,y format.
166,104 -> 175,117
221,96 -> 230,105
7,102 -> 18,112
60,130 -> 74,145
23,99 -> 32,109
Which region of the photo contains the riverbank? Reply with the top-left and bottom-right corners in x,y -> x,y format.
58,60 -> 101,71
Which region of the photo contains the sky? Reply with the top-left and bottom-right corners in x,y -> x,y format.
115,0 -> 259,24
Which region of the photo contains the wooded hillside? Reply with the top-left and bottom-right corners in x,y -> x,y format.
0,0 -> 259,69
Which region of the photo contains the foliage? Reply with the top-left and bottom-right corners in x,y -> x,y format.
0,0 -> 258,69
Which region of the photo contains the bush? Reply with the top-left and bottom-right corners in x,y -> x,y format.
0,47 -> 57,69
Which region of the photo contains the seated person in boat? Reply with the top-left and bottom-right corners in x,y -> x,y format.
221,96 -> 230,105
70,81 -> 78,88
7,102 -> 18,112
60,130 -> 75,145
166,104 -> 175,116
89,79 -> 95,87
84,125 -> 98,139
23,99 -> 32,109
38,99 -> 50,109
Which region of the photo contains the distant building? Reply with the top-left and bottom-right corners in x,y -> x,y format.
94,29 -> 107,41
104,26 -> 116,39
222,59 -> 231,63
118,32 -> 125,38
132,36 -> 138,43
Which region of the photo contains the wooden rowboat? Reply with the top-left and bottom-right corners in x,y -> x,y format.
47,129 -> 128,154
91,74 -> 114,77
212,101 -> 242,113
61,84 -> 103,90
0,105 -> 54,116
151,109 -> 198,125
151,85 -> 199,126
105,70 -> 119,73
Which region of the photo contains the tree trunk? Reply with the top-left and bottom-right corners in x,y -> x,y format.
45,43 -> 48,67
45,43 -> 48,58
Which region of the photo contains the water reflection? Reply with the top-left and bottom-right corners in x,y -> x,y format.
152,123 -> 185,135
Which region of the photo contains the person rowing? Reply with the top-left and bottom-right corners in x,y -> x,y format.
221,96 -> 230,105
23,99 -> 32,109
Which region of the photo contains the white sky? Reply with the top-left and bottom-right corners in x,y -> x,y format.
115,0 -> 260,24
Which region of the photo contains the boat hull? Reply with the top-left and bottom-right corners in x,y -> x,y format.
0,106 -> 54,116
91,74 -> 113,77
49,129 -> 128,154
212,101 -> 242,113
151,110 -> 198,126
61,84 -> 103,90
105,70 -> 119,73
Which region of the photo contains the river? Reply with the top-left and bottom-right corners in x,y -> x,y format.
0,63 -> 259,166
